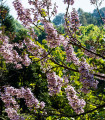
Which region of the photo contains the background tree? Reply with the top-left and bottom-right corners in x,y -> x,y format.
52,13 -> 65,26
0,4 -> 15,32
52,7 -> 105,26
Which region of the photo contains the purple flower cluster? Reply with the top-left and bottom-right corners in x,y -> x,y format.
22,53 -> 32,66
7,87 -> 45,109
65,43 -> 99,93
64,0 -> 74,5
90,0 -> 96,4
1,86 -> 45,120
42,20 -> 66,48
23,88 -> 45,110
14,41 -> 24,49
65,85 -> 86,114
28,0 -> 58,21
65,42 -> 99,93
5,108 -> 25,120
0,34 -> 33,69
28,0 -> 46,22
24,38 -> 48,64
13,0 -> 32,27
70,8 -> 81,32
0,34 -> 23,69
24,38 -> 40,57
65,44 -> 80,65
1,87 -> 23,120
79,58 -> 99,93
46,72 -> 63,96
1,92 -> 19,110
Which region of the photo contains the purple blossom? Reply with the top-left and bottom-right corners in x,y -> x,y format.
13,0 -> 32,27
70,8 -> 81,32
65,44 -> 80,65
64,0 -> 74,5
1,86 -> 45,120
42,20 -> 68,48
65,85 -> 86,114
90,0 -> 96,4
46,72 -> 63,96
79,57 -> 99,93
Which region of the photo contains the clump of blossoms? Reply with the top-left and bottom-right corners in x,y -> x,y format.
0,34 -> 33,69
90,0 -> 96,4
0,35 -> 14,63
70,8 -> 81,33
23,88 -> 45,110
22,53 -> 32,66
14,41 -> 24,49
1,91 -> 19,110
64,0 -> 75,5
42,20 -> 65,48
28,0 -> 48,16
65,43 -> 99,93
0,34 -> 23,69
24,38 -> 41,57
5,108 -> 25,120
28,0 -> 58,20
1,88 -> 24,120
42,20 -> 69,48
24,38 -> 48,64
79,57 -> 99,94
64,8 -> 80,34
46,72 -> 63,96
65,85 -> 86,114
65,44 -> 80,66
6,87 -> 45,109
13,0 -> 32,27
1,86 -> 45,120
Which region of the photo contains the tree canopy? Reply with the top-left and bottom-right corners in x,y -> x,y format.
0,0 -> 105,120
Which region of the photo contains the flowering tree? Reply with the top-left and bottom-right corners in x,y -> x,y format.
0,0 -> 105,119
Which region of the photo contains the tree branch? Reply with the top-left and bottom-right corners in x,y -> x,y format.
46,103 -> 105,117
50,58 -> 105,80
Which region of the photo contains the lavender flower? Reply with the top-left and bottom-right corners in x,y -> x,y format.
22,53 -> 31,66
64,0 -> 75,5
65,44 -> 80,66
1,86 -> 45,120
65,85 -> 86,114
70,8 -> 81,32
79,57 -> 99,93
46,72 -> 63,96
5,108 -> 25,120
90,0 -> 96,4
13,0 -> 32,27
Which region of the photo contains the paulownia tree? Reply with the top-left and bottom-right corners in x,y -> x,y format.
0,0 -> 105,119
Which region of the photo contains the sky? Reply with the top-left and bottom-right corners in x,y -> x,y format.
2,0 -> 105,19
